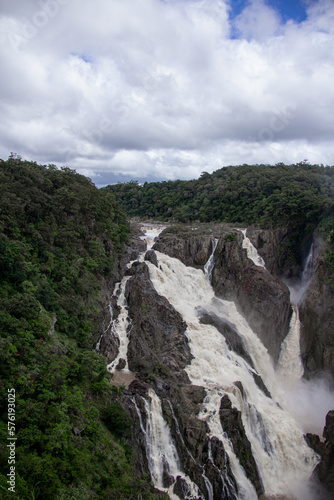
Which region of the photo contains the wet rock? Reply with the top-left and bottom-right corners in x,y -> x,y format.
246,227 -> 301,278
126,262 -> 192,384
153,228 -> 213,268
299,239 -> 334,377
219,394 -> 264,496
311,410 -> 334,498
204,457 -> 238,500
115,358 -> 126,370
127,379 -> 149,397
173,476 -> 192,499
199,310 -> 254,368
145,249 -> 159,267
162,456 -> 175,488
210,436 -> 227,470
250,370 -> 272,398
211,234 -> 292,363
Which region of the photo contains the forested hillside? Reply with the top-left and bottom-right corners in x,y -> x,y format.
106,162 -> 334,280
0,156 -> 157,499
105,162 -> 334,229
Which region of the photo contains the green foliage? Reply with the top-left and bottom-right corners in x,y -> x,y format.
106,163 -> 334,231
0,157 -> 158,498
106,162 -> 334,277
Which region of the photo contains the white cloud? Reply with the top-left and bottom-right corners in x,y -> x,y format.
234,0 -> 282,40
0,0 -> 333,184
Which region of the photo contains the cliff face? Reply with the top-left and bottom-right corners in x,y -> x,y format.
299,238 -> 334,376
123,258 -> 249,498
98,232 -> 146,363
246,227 -> 300,278
101,223 -> 334,499
307,411 -> 334,499
211,233 -> 291,364
154,226 -> 292,364
153,227 -> 213,268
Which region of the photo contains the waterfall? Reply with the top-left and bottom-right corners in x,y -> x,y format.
276,242 -> 333,437
107,276 -> 131,372
240,229 -> 266,268
277,305 -> 304,387
288,243 -> 314,306
143,388 -> 200,500
302,243 -> 314,287
107,225 -> 166,383
146,251 -> 319,499
140,223 -> 167,250
202,474 -> 214,500
204,238 -> 219,282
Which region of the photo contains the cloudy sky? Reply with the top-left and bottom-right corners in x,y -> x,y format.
0,0 -> 333,185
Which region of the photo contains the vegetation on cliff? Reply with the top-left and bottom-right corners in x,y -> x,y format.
0,156 -> 156,499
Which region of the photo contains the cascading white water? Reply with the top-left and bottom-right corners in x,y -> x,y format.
146,249 -> 319,499
277,305 -> 304,387
107,226 -> 166,384
107,277 -> 131,372
140,224 -> 167,250
143,388 -> 200,500
288,243 -> 314,306
241,229 -> 266,268
204,238 -> 218,282
276,242 -> 334,437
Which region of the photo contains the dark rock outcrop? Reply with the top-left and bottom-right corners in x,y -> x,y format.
126,262 -> 192,383
299,239 -> 334,376
219,394 -> 264,497
123,260 -> 242,498
145,249 -> 159,267
153,226 -> 214,268
246,227 -> 302,278
199,310 -> 254,368
154,226 -> 292,363
307,410 -> 334,499
211,233 -> 292,363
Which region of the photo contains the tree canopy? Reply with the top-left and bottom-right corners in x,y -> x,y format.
0,156 -> 158,499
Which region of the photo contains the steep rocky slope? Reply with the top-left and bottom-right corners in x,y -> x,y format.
299,238 -> 334,376
101,222 -> 333,500
154,225 -> 292,364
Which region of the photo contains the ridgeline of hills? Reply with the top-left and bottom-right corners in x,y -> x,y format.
0,155 -> 159,499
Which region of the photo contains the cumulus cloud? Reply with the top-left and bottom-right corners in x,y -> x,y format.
0,0 -> 333,183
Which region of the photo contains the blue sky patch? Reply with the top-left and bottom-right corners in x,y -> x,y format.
229,0 -> 308,24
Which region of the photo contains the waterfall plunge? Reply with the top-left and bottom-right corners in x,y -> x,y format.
146,247 -> 319,500
143,388 -> 200,500
241,229 -> 266,268
287,243 -> 314,306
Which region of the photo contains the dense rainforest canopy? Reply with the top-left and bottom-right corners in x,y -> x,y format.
0,155 -> 159,499
105,162 -> 334,228
106,162 -> 334,278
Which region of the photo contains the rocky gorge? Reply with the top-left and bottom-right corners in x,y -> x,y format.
98,223 -> 334,500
